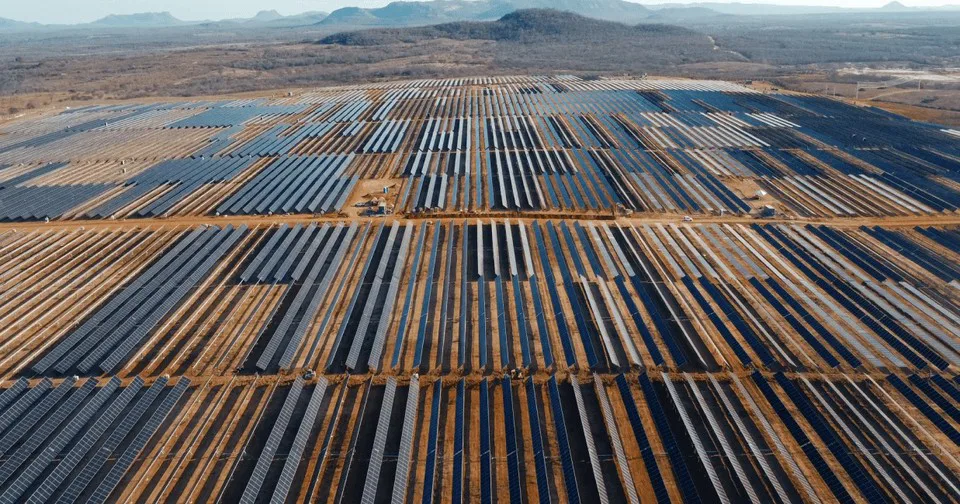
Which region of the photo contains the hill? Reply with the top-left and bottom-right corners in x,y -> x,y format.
87,12 -> 187,28
320,0 -> 652,27
0,17 -> 42,30
249,10 -> 284,23
319,9 -> 730,71
320,8 -> 692,45
321,1 -> 493,27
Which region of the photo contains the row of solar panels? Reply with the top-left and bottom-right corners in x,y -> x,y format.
14,220 -> 958,378
48,372 -> 951,504
0,375 -> 189,504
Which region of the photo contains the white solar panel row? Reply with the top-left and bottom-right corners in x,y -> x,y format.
271,377 -> 328,504
367,223 -> 415,370
662,373 -> 731,504
593,375 -> 640,504
360,377 -> 397,504
258,224 -> 345,370
391,375 -> 420,504
239,376 -> 304,504
346,223 -> 402,370
684,374 -> 762,504
279,224 -> 360,370
568,375 -> 609,504
98,225 -> 246,373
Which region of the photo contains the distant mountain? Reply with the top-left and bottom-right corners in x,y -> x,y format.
496,0 -> 650,22
318,9 -> 726,71
250,10 -> 285,23
645,1 -> 960,16
320,8 -> 694,45
321,1 -> 493,27
881,1 -> 911,10
237,9 -> 328,26
269,11 -> 329,25
4,0 -> 959,32
320,0 -> 652,28
646,6 -> 726,21
88,11 -> 188,28
644,3 -> 846,15
0,17 -> 42,30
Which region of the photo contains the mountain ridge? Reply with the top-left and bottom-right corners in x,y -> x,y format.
320,8 -> 700,45
3,0 -> 960,31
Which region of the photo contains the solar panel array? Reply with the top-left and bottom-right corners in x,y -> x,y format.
0,76 -> 956,503
0,375 -> 190,503
1,76 -> 957,222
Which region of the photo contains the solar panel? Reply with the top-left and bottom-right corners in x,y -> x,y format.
346,224 -> 401,369
476,220 -> 484,277
390,376 -> 420,504
272,223 -> 318,283
0,378 -> 94,488
662,375 -> 730,503
0,378 -> 28,412
547,376 -> 580,504
360,378 -> 397,504
98,225 -> 246,373
326,224 -> 383,371
478,379 -> 493,504
280,224 -> 359,370
637,373 -> 702,503
504,220 -> 518,277
263,225 -> 346,370
777,373 -> 885,503
592,376 -> 639,504
685,374 -> 760,503
451,380 -> 466,504
909,375 -> 960,423
239,376 -> 304,504
500,378 -> 523,504
257,224 -> 302,282
33,227 -> 205,374
69,227 -> 224,373
271,377 -> 328,504
412,224 -> 441,368
56,375 -> 160,504
87,377 -> 191,504
708,376 -> 790,504
0,379 -> 52,439
533,222 -> 575,367
569,375 -> 609,503
490,220 -> 501,277
0,377 -> 121,504
523,379 -> 551,504
240,224 -> 289,282
420,380 -> 442,504
24,377 -> 142,504
368,224 -> 414,370
457,224 -> 470,368
290,224 -> 331,282
518,222 -> 534,276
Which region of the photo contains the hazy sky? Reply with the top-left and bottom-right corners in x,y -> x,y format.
5,0 -> 959,24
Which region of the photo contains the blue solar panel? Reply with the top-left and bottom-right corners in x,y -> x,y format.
547,376 -> 580,504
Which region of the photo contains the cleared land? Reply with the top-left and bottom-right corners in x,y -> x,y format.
0,76 -> 957,503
